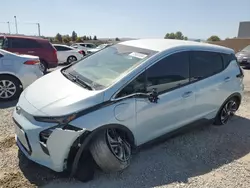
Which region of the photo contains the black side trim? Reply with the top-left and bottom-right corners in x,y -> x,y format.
74,101 -> 116,119
40,142 -> 50,156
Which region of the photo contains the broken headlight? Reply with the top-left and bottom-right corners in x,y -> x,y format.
34,114 -> 77,125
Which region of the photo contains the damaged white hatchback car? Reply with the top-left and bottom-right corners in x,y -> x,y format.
13,39 -> 244,181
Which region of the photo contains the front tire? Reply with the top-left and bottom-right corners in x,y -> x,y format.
0,75 -> 22,101
214,97 -> 240,126
90,129 -> 132,172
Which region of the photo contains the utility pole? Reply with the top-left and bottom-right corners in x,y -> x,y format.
7,22 -> 11,34
37,23 -> 41,36
14,16 -> 18,34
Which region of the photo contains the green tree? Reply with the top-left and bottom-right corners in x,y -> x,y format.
89,36 -> 92,40
86,36 -> 90,40
62,35 -> 71,43
72,31 -> 78,41
82,35 -> 87,40
76,37 -> 83,42
207,35 -> 221,42
115,37 -> 120,41
164,31 -> 188,40
93,35 -> 97,40
55,33 -> 62,42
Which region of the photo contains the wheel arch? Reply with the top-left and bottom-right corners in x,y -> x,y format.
67,123 -> 135,177
215,92 -> 242,118
0,73 -> 23,88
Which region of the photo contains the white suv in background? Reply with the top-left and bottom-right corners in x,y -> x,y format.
13,39 -> 244,182
71,43 -> 96,55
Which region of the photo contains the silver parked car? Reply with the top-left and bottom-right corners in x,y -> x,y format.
0,49 -> 43,101
236,45 -> 250,68
13,39 -> 244,182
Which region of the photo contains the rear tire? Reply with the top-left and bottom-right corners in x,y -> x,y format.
90,129 -> 132,172
67,56 -> 77,64
0,75 -> 22,101
214,97 -> 240,126
40,60 -> 48,74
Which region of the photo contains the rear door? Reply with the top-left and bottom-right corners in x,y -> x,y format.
134,51 -> 196,145
190,51 -> 227,120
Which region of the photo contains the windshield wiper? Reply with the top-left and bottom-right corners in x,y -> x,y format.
62,70 -> 93,90
68,72 -> 94,90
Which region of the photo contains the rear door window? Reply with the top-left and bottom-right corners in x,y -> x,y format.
190,51 -> 224,81
54,46 -> 71,51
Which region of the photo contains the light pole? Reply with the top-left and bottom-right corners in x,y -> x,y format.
14,16 -> 18,34
37,23 -> 40,36
7,22 -> 11,34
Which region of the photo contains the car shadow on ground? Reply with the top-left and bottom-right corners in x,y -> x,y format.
0,100 -> 18,109
18,115 -> 250,188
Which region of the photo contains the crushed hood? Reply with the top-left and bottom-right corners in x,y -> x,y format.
23,69 -> 104,116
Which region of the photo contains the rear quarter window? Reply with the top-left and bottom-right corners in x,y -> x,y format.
221,53 -> 237,68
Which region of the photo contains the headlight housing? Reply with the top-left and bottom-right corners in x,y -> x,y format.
34,114 -> 77,124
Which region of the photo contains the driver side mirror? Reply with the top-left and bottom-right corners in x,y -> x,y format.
147,88 -> 159,103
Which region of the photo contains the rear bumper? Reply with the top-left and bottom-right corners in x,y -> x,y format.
47,62 -> 58,69
17,65 -> 44,89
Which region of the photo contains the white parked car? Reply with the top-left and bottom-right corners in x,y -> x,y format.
0,49 -> 43,101
87,43 -> 113,54
71,43 -> 96,55
13,39 -> 244,182
53,44 -> 84,64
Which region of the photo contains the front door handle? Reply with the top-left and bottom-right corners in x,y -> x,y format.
182,91 -> 193,98
28,51 -> 34,53
224,77 -> 231,82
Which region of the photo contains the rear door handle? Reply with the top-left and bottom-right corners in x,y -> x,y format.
224,77 -> 231,82
28,51 -> 34,53
182,91 -> 193,98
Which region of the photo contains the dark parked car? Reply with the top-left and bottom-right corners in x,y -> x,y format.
236,45 -> 250,68
0,35 -> 58,73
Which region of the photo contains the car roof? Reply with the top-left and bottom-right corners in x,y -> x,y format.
53,44 -> 71,47
0,34 -> 47,41
75,43 -> 94,45
120,39 -> 234,54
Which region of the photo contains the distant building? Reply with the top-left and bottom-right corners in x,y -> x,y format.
238,21 -> 250,38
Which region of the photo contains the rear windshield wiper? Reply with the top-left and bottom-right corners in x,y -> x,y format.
62,70 -> 94,90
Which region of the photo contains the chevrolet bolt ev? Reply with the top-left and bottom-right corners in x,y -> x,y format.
13,39 -> 244,182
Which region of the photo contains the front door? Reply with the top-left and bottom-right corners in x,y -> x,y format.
134,51 -> 196,145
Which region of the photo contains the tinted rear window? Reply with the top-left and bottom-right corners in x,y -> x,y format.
190,51 -> 224,80
9,38 -> 42,48
221,53 -> 237,68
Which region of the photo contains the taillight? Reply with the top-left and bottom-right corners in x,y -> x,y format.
78,50 -> 83,54
53,48 -> 57,55
24,60 -> 40,65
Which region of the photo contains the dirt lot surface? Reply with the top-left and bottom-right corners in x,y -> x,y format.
0,69 -> 250,188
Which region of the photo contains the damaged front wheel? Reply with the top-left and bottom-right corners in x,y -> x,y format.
90,129 -> 132,172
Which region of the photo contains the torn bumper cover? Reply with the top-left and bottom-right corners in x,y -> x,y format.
13,109 -> 86,172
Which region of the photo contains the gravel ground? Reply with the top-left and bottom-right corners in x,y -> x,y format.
0,69 -> 250,188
